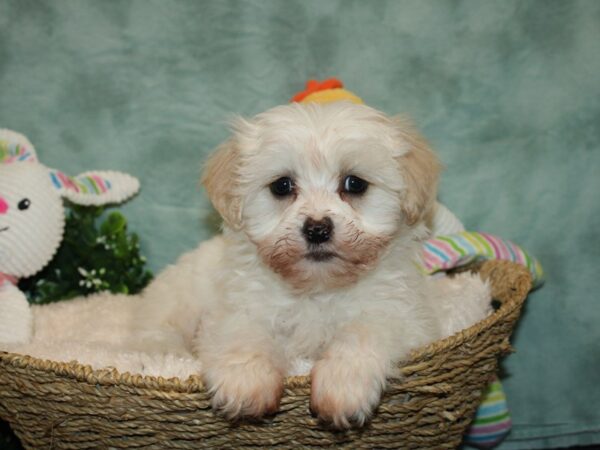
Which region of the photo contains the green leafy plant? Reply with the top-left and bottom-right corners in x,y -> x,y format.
19,205 -> 153,304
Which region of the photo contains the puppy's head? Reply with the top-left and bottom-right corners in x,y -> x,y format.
202,102 -> 440,292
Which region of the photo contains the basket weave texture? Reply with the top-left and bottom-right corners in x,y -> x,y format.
0,260 -> 531,449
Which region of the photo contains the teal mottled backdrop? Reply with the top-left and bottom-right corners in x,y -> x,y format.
1,1 -> 599,448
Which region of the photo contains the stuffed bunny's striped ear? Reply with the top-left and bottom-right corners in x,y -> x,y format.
0,129 -> 38,164
49,170 -> 140,205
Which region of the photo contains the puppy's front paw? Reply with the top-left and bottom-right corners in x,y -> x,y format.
204,357 -> 284,420
310,356 -> 385,429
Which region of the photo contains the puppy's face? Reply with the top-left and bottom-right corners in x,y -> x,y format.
203,102 -> 440,292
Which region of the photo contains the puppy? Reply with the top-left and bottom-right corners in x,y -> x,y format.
130,101 -> 491,427
10,101 -> 491,428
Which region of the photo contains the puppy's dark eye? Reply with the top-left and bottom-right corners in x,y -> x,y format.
342,175 -> 368,195
269,177 -> 295,197
18,198 -> 31,211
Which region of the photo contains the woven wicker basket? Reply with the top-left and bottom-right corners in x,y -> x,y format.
0,260 -> 531,449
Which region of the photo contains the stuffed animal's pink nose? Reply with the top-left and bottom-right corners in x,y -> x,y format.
0,196 -> 8,214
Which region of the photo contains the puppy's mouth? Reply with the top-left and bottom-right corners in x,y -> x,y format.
305,249 -> 337,262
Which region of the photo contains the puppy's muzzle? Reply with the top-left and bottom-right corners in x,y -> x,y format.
302,217 -> 333,245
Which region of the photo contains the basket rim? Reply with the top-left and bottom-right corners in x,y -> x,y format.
0,260 -> 531,393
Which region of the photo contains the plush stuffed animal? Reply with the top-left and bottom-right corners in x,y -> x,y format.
0,129 -> 140,345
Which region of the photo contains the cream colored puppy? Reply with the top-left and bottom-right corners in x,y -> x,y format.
10,101 -> 491,429
130,101 -> 491,427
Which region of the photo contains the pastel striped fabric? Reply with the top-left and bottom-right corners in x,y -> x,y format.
422,231 -> 544,288
464,379 -> 512,448
49,171 -> 112,195
0,140 -> 37,164
419,231 -> 543,447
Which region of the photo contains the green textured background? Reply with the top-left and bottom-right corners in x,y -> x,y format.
1,1 -> 599,448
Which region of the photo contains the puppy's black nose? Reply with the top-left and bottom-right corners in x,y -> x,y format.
302,217 -> 333,244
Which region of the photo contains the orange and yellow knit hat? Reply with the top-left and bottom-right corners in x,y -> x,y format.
291,78 -> 363,105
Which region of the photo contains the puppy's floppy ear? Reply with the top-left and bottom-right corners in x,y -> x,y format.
201,138 -> 243,229
392,116 -> 442,226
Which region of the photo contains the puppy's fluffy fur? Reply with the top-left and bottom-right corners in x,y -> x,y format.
7,102 -> 492,428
